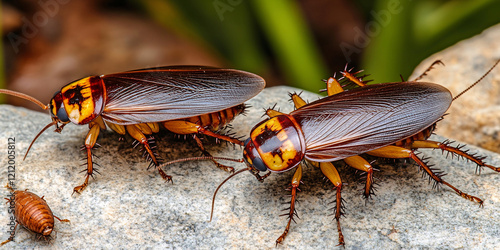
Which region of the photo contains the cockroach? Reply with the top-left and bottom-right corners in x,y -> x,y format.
0,66 -> 265,194
2,186 -> 69,245
195,59 -> 500,247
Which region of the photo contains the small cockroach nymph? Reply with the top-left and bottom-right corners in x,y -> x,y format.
0,66 -> 265,194
204,59 -> 500,247
2,186 -> 69,245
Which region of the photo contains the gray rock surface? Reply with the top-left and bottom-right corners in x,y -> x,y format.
410,23 -> 500,154
0,86 -> 499,249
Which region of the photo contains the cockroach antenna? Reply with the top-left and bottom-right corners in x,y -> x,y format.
210,167 -> 252,222
0,89 -> 48,110
453,59 -> 500,101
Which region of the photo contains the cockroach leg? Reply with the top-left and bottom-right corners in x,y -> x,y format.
289,93 -> 307,110
367,145 -> 484,205
73,122 -> 101,194
343,156 -> 374,198
412,60 -> 444,82
126,125 -> 171,183
409,152 -> 484,205
105,121 -> 127,135
276,165 -> 302,246
318,162 -> 345,247
340,69 -> 367,87
196,127 -> 244,146
265,108 -> 285,118
163,120 -> 244,146
162,119 -> 243,171
325,76 -> 344,96
193,135 -> 234,173
410,140 -> 500,173
249,169 -> 271,182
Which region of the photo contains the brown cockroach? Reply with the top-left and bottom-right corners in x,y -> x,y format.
193,59 -> 500,247
2,186 -> 69,245
0,66 -> 265,194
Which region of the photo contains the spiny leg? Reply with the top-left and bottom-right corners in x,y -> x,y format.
322,76 -> 344,96
266,91 -> 305,117
309,75 -> 376,199
276,164 -> 302,246
340,68 -> 367,87
343,156 -> 375,199
132,123 -> 160,167
163,120 -> 245,146
264,94 -> 302,119
412,60 -> 444,82
193,134 -> 234,173
278,92 -> 349,245
410,140 -> 500,173
265,108 -> 284,118
73,122 -> 101,194
367,145 -> 484,205
162,120 -> 244,175
126,124 -> 171,183
318,162 -> 345,247
289,92 -> 307,109
108,121 -> 163,170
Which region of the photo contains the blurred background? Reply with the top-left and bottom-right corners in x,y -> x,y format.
2,0 -> 500,109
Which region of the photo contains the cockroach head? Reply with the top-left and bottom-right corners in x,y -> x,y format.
49,91 -> 71,129
41,225 -> 54,236
243,137 -> 267,172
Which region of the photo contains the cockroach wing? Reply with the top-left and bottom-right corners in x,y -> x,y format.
291,82 -> 452,162
99,66 -> 265,125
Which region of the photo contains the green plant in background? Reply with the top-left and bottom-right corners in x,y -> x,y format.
138,0 -> 329,91
361,0 -> 500,82
4,0 -> 499,97
251,0 -> 328,89
139,0 -> 500,92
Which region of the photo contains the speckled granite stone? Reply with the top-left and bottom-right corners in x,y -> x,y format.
0,85 -> 499,249
410,23 -> 500,154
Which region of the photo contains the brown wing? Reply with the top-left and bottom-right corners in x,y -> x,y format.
290,82 -> 452,162
100,66 -> 265,125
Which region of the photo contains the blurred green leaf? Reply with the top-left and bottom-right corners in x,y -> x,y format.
362,0 -> 416,83
362,0 -> 500,83
136,0 -> 500,92
139,0 -> 268,74
251,0 -> 328,91
137,0 -> 328,91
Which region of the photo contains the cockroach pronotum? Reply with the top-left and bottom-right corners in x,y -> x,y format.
2,186 -> 69,245
0,66 -> 265,194
187,59 -> 500,247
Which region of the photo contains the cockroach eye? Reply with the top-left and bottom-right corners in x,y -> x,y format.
252,157 -> 267,172
243,137 -> 267,172
56,102 -> 70,123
